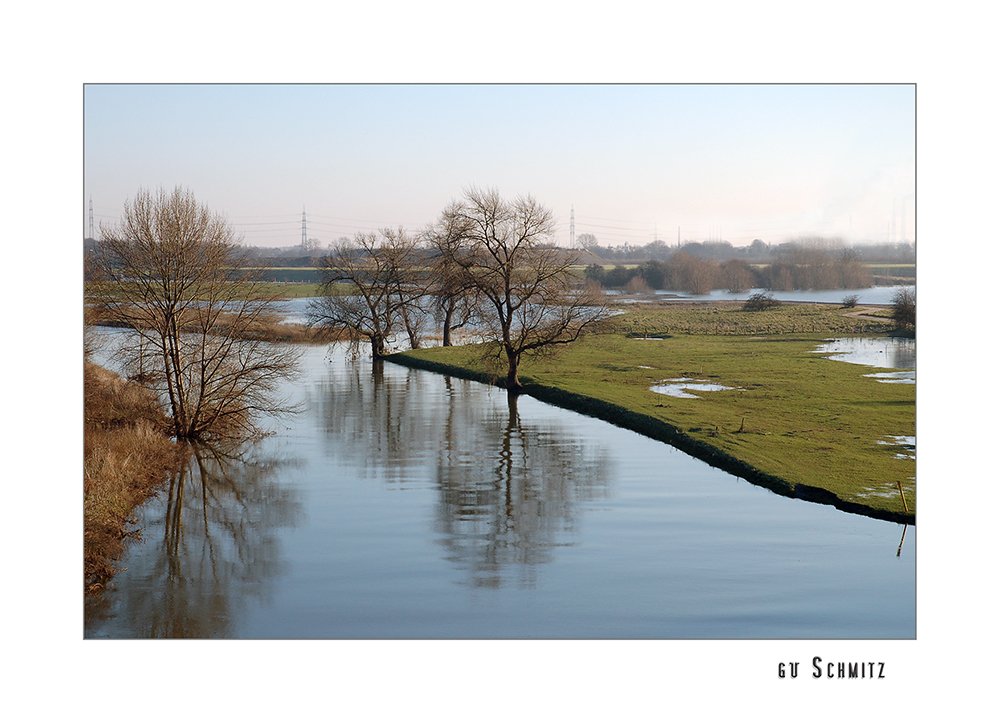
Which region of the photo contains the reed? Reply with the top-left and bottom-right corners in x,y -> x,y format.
84,362 -> 181,593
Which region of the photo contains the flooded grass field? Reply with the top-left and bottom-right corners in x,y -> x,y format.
86,336 -> 915,639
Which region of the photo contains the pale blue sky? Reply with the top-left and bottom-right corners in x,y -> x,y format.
85,83 -> 915,248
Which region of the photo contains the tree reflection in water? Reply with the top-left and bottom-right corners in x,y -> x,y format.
85,442 -> 303,638
435,388 -> 613,589
313,361 -> 614,589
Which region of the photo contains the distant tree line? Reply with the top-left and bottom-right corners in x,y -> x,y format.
584,243 -> 878,294
580,235 -> 915,265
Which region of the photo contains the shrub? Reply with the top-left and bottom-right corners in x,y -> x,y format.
743,292 -> 779,311
584,264 -> 606,284
638,260 -> 667,290
721,259 -> 753,293
842,294 -> 860,308
603,264 -> 634,288
624,275 -> 651,294
892,288 -> 916,329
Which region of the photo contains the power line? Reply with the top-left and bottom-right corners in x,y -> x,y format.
575,213 -> 652,226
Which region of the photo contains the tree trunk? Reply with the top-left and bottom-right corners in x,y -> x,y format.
441,300 -> 454,347
399,302 -> 420,349
505,347 -> 521,391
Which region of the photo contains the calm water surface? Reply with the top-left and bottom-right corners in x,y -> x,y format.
812,336 -> 916,370
85,340 -> 915,639
665,285 -> 915,305
272,285 -> 916,323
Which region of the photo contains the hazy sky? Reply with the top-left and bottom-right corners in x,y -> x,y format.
84,83 -> 914,249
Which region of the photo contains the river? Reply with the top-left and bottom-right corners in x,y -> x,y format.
85,331 -> 915,639
622,284 -> 914,305
273,285 -> 916,325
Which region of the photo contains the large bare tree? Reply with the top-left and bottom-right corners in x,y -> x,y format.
446,187 -> 606,390
92,187 -> 300,442
423,201 -> 481,347
308,228 -> 427,359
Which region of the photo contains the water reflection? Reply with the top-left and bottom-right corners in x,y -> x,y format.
433,391 -> 612,589
311,359 -> 613,588
650,378 -> 739,398
311,358 -> 441,481
812,336 -> 915,370
84,339 -> 915,638
85,442 -> 303,638
667,285 -> 914,305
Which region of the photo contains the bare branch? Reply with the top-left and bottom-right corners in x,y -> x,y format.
94,187 -> 300,442
445,187 -> 607,390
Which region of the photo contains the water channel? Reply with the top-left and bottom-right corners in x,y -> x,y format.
659,285 -> 915,305
85,332 -> 915,639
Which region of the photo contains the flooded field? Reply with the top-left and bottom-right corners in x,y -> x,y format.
812,336 -> 916,375
86,333 -> 915,639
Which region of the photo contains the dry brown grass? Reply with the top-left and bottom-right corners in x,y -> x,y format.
85,304 -> 332,345
84,361 -> 181,594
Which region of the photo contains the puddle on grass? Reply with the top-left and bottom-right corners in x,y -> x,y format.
650,378 -> 739,399
858,476 -> 915,502
812,337 -> 915,370
864,371 -> 915,384
857,486 -> 905,500
876,435 -> 916,460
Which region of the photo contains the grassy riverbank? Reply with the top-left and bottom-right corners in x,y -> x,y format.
393,303 -> 915,523
246,282 -> 323,298
84,362 -> 182,593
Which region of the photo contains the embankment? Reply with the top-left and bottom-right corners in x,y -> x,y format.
387,353 -> 915,526
84,362 -> 182,593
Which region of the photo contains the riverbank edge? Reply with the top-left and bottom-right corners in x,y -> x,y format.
387,352 -> 915,526
84,362 -> 184,594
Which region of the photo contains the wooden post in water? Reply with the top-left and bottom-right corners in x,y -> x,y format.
896,481 -> 909,514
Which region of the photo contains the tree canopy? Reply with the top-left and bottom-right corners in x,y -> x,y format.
93,187 -> 300,441
444,187 -> 607,390
308,228 -> 427,359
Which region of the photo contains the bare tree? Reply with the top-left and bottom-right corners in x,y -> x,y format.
93,187 -> 300,442
721,258 -> 754,293
308,228 -> 426,359
447,187 -> 606,391
424,202 -> 481,347
669,251 -> 718,295
892,287 -> 916,330
837,247 -> 874,289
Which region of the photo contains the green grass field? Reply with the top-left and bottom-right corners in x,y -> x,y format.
397,304 -> 915,521
606,301 -> 896,336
